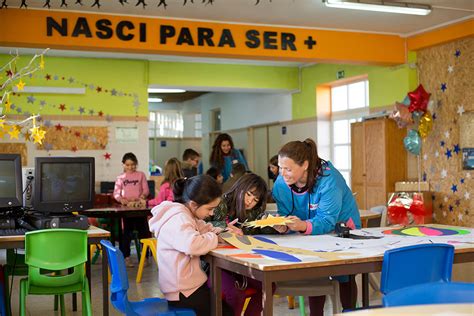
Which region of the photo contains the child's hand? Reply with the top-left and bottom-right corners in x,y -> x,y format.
227,219 -> 244,236
120,198 -> 128,205
217,235 -> 227,244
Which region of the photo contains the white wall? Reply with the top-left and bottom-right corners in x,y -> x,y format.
182,92 -> 293,170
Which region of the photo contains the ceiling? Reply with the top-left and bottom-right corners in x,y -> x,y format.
149,91 -> 207,103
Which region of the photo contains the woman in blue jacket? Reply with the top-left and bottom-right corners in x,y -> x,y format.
272,138 -> 360,316
210,133 -> 248,182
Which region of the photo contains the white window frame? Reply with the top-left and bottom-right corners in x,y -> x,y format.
330,79 -> 369,187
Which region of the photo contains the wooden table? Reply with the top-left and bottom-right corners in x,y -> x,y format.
206,225 -> 474,316
0,226 -> 111,316
336,303 -> 474,315
78,205 -> 151,248
359,209 -> 382,228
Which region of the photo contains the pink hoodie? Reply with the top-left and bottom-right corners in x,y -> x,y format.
113,171 -> 149,202
148,201 -> 220,301
148,182 -> 173,207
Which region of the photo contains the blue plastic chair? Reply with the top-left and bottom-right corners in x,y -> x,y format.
380,243 -> 454,295
383,282 -> 474,307
100,240 -> 196,316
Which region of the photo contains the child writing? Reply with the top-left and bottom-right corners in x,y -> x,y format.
148,157 -> 183,207
148,175 -> 232,316
208,173 -> 278,315
113,152 -> 150,267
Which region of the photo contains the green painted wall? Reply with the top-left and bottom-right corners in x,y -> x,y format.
292,59 -> 418,120
148,61 -> 299,91
0,55 -> 148,117
2,54 -> 417,122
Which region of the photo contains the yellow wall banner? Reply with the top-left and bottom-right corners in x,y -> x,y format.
0,9 -> 406,65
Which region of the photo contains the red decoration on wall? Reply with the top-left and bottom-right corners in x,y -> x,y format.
104,152 -> 112,160
59,103 -> 66,111
408,84 -> 431,113
54,123 -> 63,131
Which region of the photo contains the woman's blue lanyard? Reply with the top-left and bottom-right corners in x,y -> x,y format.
290,189 -> 312,219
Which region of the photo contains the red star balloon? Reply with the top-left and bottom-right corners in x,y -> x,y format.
104,152 -> 112,160
408,84 -> 431,113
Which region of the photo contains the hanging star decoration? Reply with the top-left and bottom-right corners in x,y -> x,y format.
244,214 -> 293,228
1,49 -> 49,142
407,84 -> 431,113
104,152 -> 112,160
29,117 -> 46,144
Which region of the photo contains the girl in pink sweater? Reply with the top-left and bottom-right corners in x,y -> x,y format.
113,152 -> 150,267
148,175 -> 232,316
148,157 -> 183,207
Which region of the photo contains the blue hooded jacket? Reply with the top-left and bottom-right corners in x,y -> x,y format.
272,161 -> 361,235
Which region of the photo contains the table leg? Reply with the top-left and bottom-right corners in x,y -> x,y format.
362,273 -> 369,307
102,248 -> 109,316
211,257 -> 222,316
262,275 -> 273,316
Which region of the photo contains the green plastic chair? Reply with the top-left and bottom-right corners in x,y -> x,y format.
19,229 -> 92,316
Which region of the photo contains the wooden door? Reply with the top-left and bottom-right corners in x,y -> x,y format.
351,122 -> 366,209
364,119 -> 387,209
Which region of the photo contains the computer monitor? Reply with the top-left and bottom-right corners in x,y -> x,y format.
0,153 -> 23,210
33,157 -> 95,214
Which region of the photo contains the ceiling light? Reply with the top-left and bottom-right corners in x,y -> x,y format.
324,0 -> 431,16
148,98 -> 163,103
147,88 -> 186,93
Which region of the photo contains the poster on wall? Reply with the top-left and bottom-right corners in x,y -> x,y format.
115,127 -> 139,143
462,148 -> 474,170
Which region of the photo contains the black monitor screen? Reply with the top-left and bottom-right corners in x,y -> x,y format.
0,161 -> 17,198
40,163 -> 91,202
34,157 -> 95,213
0,154 -> 23,209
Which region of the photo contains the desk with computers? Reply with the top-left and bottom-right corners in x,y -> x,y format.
0,153 -> 94,235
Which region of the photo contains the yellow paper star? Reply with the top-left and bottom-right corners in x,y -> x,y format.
16,79 -> 25,91
33,132 -> 45,144
244,214 -> 294,228
0,128 -> 6,139
0,119 -> 5,129
39,55 -> 45,70
8,126 -> 20,139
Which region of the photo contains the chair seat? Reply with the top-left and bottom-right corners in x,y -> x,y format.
275,278 -> 335,297
130,297 -> 196,316
28,282 -> 83,295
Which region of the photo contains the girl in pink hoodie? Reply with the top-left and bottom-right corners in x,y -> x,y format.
148,175 -> 232,316
113,152 -> 150,267
148,157 -> 183,207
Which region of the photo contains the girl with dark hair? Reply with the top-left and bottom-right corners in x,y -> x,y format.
210,133 -> 248,181
209,173 -> 277,315
272,138 -> 361,316
148,175 -> 232,316
267,154 -> 279,182
113,152 -> 150,267
148,157 -> 184,207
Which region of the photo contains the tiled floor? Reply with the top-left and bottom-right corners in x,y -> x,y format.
2,248 -> 382,315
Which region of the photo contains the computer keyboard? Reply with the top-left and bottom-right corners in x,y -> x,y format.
0,228 -> 28,236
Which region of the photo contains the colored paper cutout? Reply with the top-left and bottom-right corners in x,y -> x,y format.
252,249 -> 301,262
244,214 -> 293,228
253,236 -> 278,244
383,226 -> 471,236
219,232 -> 357,262
229,253 -> 264,259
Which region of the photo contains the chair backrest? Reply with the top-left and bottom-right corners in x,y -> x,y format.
380,243 -> 454,295
100,240 -> 133,314
147,180 -> 156,199
383,282 -> 474,307
25,229 -> 87,288
369,205 -> 387,227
